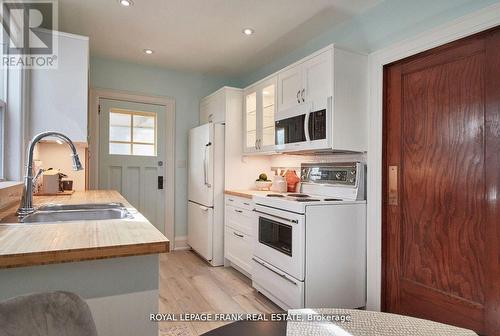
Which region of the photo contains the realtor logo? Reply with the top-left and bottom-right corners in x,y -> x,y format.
1,0 -> 58,68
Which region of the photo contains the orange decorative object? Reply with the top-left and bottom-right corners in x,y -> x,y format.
284,170 -> 300,192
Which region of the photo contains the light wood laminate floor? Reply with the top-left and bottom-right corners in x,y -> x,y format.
159,251 -> 281,336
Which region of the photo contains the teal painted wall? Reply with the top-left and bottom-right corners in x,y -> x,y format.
90,57 -> 234,238
237,0 -> 499,87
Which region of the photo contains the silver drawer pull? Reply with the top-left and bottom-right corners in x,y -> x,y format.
243,202 -> 250,206
252,257 -> 297,285
233,232 -> 244,238
253,209 -> 298,224
228,198 -> 234,202
234,209 -> 243,213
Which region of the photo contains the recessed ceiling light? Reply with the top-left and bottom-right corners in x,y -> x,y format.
242,28 -> 254,36
119,0 -> 133,7
143,49 -> 154,55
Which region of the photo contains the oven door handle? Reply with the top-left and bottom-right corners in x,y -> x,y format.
253,209 -> 298,224
252,257 -> 297,286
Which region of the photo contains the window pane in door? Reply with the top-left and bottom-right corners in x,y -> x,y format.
133,114 -> 155,143
132,144 -> 155,156
109,112 -> 131,142
109,142 -> 131,155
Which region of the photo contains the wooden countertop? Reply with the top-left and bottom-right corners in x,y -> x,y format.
224,189 -> 275,199
0,190 -> 169,269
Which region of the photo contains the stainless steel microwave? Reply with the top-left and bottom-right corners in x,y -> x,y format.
275,97 -> 332,152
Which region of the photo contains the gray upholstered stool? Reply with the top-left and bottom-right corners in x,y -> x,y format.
0,291 -> 97,336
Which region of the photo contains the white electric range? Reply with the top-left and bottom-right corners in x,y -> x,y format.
251,162 -> 366,310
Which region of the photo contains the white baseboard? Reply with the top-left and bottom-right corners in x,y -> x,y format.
173,236 -> 191,251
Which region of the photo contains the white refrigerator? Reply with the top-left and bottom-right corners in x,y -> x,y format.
187,123 -> 225,266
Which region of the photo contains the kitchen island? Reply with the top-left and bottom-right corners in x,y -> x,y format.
0,190 -> 169,336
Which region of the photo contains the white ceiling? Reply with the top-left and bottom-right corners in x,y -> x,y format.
59,0 -> 381,77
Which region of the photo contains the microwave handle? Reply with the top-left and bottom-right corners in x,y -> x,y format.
304,106 -> 311,142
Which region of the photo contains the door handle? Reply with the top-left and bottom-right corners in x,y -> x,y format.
157,176 -> 164,190
304,109 -> 311,142
388,165 -> 398,205
252,257 -> 298,285
301,89 -> 305,102
253,209 -> 298,223
204,142 -> 211,187
233,232 -> 244,238
296,90 -> 300,103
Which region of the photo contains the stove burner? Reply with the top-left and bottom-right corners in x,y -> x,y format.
324,198 -> 343,201
295,199 -> 320,202
266,194 -> 285,198
287,193 -> 310,198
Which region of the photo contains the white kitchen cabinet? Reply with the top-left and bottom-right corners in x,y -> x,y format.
277,65 -> 302,113
200,89 -> 224,124
302,49 -> 333,112
224,226 -> 253,275
199,87 -> 241,124
29,32 -> 89,143
277,48 -> 333,115
247,44 -> 367,153
224,195 -> 256,276
243,76 -> 277,154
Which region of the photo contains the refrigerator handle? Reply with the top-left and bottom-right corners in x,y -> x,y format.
204,142 -> 212,188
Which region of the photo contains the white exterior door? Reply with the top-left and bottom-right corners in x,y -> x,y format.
98,98 -> 166,233
277,64 -> 302,113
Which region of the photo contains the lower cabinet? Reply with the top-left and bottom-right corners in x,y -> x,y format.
224,195 -> 255,276
224,227 -> 253,275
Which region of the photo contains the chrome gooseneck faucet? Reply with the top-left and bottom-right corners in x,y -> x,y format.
17,131 -> 84,218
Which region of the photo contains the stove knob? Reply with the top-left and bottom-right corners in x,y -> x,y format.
335,173 -> 342,179
350,178 -> 355,183
350,170 -> 356,175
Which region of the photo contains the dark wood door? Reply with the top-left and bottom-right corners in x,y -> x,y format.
383,27 -> 500,335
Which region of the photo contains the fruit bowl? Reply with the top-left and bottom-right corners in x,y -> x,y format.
255,180 -> 273,191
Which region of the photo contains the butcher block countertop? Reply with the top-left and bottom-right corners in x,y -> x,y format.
224,189 -> 274,199
0,190 -> 169,269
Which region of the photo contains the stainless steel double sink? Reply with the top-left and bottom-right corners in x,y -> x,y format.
21,202 -> 134,223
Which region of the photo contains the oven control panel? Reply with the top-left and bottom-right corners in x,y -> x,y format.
301,162 -> 360,186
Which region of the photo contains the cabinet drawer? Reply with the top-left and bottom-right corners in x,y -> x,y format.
225,195 -> 254,211
252,257 -> 304,310
224,227 -> 253,275
225,204 -> 254,236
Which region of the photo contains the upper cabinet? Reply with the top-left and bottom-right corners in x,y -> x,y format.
245,44 -> 367,154
301,49 -> 333,112
277,66 -> 302,113
200,89 -> 225,124
277,49 -> 332,114
30,32 -> 89,143
243,76 -> 277,154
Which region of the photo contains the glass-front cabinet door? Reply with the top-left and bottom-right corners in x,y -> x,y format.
243,90 -> 257,152
259,77 -> 277,151
243,76 -> 277,154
